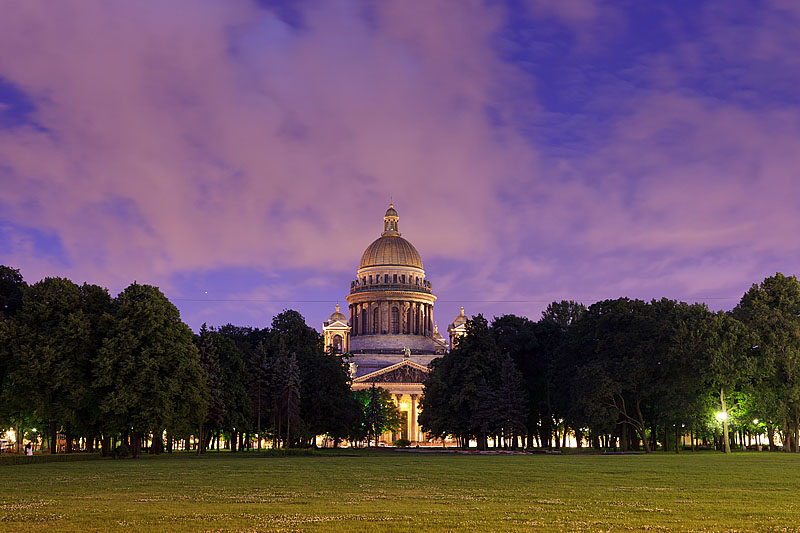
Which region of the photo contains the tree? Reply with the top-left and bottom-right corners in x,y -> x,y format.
490,353 -> 528,448
11,277 -> 89,454
358,384 -> 401,447
73,283 -> 113,453
733,273 -> 800,452
0,265 -> 25,319
267,310 -> 359,446
0,265 -> 27,453
196,324 -> 225,454
217,324 -> 256,452
490,314 -> 539,447
419,314 -> 503,449
95,283 -> 207,458
540,301 -> 585,448
562,299 -> 658,452
249,340 -> 271,451
272,350 -> 301,447
698,312 -> 758,453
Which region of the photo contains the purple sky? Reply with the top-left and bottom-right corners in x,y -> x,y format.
1,0 -> 799,333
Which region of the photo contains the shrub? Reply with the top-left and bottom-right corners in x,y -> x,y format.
394,438 -> 411,448
0,452 -> 102,466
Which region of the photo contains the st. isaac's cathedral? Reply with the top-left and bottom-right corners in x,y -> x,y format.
322,204 -> 468,444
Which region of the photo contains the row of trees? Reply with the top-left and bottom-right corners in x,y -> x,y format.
421,273 -> 800,453
0,266 -> 397,457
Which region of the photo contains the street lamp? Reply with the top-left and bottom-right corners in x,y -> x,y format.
715,412 -> 728,421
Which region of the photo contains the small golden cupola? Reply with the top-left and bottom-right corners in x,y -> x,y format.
383,203 -> 400,236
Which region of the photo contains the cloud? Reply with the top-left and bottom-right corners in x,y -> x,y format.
1,0 -> 799,331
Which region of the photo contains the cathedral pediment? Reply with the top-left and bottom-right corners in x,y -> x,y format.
353,360 -> 429,384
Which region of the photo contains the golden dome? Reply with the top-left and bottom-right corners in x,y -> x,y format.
359,235 -> 423,269
452,306 -> 467,326
358,203 -> 424,270
328,304 -> 347,322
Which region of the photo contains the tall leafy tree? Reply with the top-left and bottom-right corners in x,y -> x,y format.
490,353 -> 528,448
733,273 -> 800,452
217,324 -> 257,451
196,324 -> 225,454
11,277 -> 89,454
562,299 -> 658,452
420,314 -> 503,449
358,384 -> 401,447
0,266 -> 27,452
96,283 -> 207,458
73,283 -> 113,452
272,350 -> 301,447
490,314 -> 540,447
540,301 -> 585,447
249,340 -> 271,451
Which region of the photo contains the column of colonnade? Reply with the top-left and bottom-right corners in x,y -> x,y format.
391,393 -> 421,443
348,301 -> 434,338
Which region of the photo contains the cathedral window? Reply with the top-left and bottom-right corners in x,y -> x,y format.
401,274 -> 406,284
384,274 -> 389,283
369,275 -> 373,284
391,307 -> 399,334
372,307 -> 379,334
393,274 -> 397,283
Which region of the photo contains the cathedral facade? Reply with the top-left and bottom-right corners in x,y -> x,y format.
323,204 -> 464,444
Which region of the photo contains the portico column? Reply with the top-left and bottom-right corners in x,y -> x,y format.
395,394 -> 403,442
405,395 -> 413,441
411,394 -> 419,442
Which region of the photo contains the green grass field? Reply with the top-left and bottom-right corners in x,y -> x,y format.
1,450 -> 798,531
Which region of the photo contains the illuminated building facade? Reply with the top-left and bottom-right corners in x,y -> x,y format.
323,204 -> 453,444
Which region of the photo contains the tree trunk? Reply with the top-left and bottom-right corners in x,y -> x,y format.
638,424 -> 651,454
101,434 -> 109,457
720,388 -> 730,453
132,431 -> 141,459
257,392 -> 262,451
620,425 -> 628,452
16,422 -> 23,454
675,425 -> 679,454
50,419 -> 57,454
65,422 -> 73,453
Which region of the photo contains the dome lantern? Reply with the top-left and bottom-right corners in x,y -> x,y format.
382,203 -> 400,236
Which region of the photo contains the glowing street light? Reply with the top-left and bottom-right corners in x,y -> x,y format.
752,419 -> 759,425
715,412 -> 728,421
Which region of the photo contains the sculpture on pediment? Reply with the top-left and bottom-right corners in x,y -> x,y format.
371,363 -> 428,383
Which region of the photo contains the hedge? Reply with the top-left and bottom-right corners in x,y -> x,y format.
0,452 -> 102,466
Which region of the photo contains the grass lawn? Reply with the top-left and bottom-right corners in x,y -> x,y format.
1,450 -> 798,531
